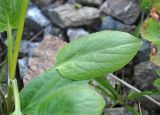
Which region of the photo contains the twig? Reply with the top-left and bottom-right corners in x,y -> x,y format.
108,74 -> 160,107
29,29 -> 44,42
138,102 -> 142,115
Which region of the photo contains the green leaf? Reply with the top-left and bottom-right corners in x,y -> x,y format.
141,18 -> 160,66
139,0 -> 154,11
0,0 -> 22,32
154,78 -> 160,87
127,90 -> 160,100
20,70 -> 105,115
125,106 -> 139,115
95,77 -> 118,100
37,84 -> 105,115
20,70 -> 73,112
153,0 -> 160,11
139,0 -> 160,12
141,18 -> 160,46
55,31 -> 142,80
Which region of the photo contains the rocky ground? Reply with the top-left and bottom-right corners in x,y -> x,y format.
0,0 -> 160,115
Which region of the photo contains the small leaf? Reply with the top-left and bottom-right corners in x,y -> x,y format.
141,18 -> 160,46
55,31 -> 142,80
20,70 -> 105,115
0,0 -> 22,32
156,69 -> 160,77
154,78 -> 160,87
139,0 -> 154,11
125,106 -> 139,115
127,90 -> 160,100
95,77 -> 118,100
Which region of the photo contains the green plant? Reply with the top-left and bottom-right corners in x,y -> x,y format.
74,3 -> 82,9
19,30 -> 142,115
139,0 -> 157,12
133,2 -> 160,112
0,0 -> 143,115
0,0 -> 28,114
133,0 -> 159,37
140,1 -> 160,88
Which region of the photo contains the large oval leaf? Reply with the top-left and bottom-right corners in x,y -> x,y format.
20,70 -> 72,111
37,84 -> 104,115
20,70 -> 105,115
55,31 -> 142,80
0,0 -> 22,32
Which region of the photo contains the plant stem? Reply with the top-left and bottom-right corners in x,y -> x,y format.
6,22 -> 13,78
10,0 -> 29,80
11,79 -> 23,115
6,21 -> 14,112
109,74 -> 160,107
7,0 -> 29,112
95,77 -> 118,100
141,11 -> 144,24
95,85 -> 115,100
0,86 -> 8,114
7,80 -> 13,112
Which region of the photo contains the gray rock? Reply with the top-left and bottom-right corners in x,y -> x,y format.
100,0 -> 140,25
28,42 -> 39,58
104,107 -> 133,115
32,0 -> 56,7
100,16 -> 135,33
26,4 -> 50,28
66,0 -> 77,4
40,0 -> 65,18
19,40 -> 39,58
115,62 -> 134,84
23,35 -> 67,84
141,108 -> 149,115
19,40 -> 30,57
18,58 -> 28,79
133,61 -> 159,91
133,41 -> 151,65
24,3 -> 50,39
43,25 -> 65,40
140,97 -> 160,111
76,0 -> 103,6
48,4 -> 100,28
67,28 -> 89,41
133,61 -> 160,110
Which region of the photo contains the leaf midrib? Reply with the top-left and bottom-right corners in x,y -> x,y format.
56,41 -> 141,69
